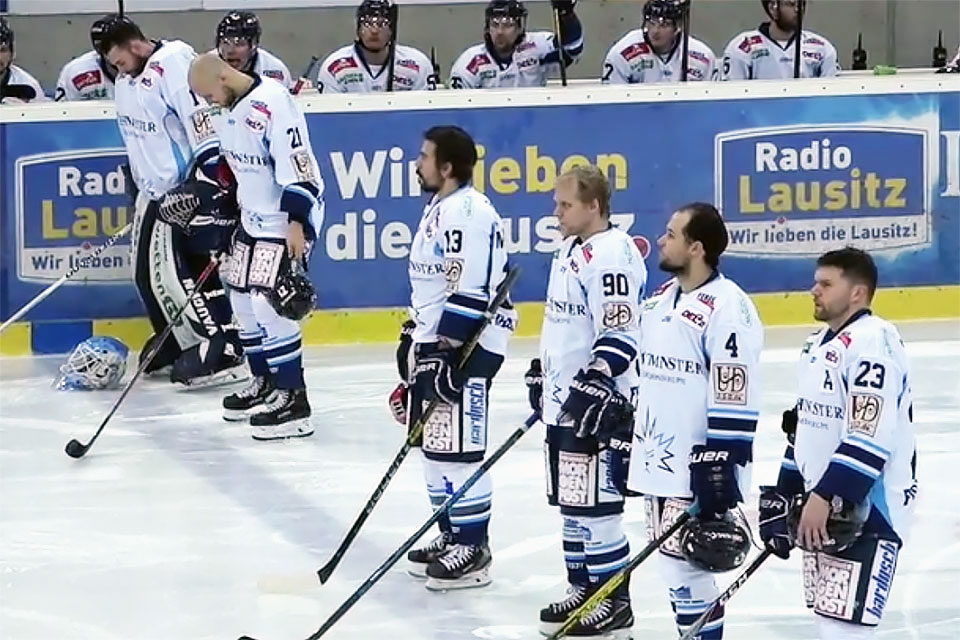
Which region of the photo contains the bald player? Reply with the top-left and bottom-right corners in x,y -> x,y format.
190,54 -> 325,441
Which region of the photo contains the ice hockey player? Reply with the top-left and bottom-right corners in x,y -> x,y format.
722,0 -> 839,80
188,52 -> 323,440
55,16 -> 119,101
450,0 -> 583,89
602,0 -> 716,84
627,203 -> 763,639
759,247 -> 918,640
93,15 -> 247,387
388,125 -> 516,590
526,165 -> 646,637
316,0 -> 434,93
0,17 -> 46,103
212,11 -> 295,92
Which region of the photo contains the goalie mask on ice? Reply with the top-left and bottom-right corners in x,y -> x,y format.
55,337 -> 129,391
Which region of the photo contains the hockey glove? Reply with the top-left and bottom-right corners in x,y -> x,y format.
395,319 -> 416,382
606,427 -> 638,496
414,349 -> 464,406
561,368 -> 634,440
689,445 -> 743,518
550,0 -> 577,15
524,358 -> 543,413
388,382 -> 409,425
759,486 -> 795,559
158,180 -> 222,232
782,406 -> 798,444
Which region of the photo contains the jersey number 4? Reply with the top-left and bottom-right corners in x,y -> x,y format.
854,361 -> 886,389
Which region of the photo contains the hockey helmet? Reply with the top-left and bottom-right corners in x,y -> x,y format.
788,493 -> 869,554
356,0 -> 395,31
680,512 -> 751,573
0,16 -> 14,52
90,14 -> 142,56
216,11 -> 261,47
55,336 -> 129,391
643,0 -> 684,26
268,264 -> 317,321
485,0 -> 528,30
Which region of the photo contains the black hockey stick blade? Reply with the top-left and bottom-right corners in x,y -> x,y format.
65,256 -> 221,458
547,504 -> 699,639
315,266 -> 520,584
679,549 -> 773,640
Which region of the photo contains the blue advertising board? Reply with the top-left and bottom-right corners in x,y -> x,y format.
1,86 -> 958,326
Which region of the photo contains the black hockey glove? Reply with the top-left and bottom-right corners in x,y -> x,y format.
524,358 -> 543,413
395,319 -> 416,382
157,180 -> 222,232
550,0 -> 577,16
689,445 -> 743,518
414,349 -> 464,406
606,426 -> 638,496
561,368 -> 634,440
781,406 -> 798,444
759,486 -> 795,559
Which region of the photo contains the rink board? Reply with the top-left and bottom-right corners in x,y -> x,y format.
0,76 -> 958,353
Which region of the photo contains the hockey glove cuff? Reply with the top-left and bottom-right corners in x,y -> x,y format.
414,350 -> 464,406
395,319 -> 416,382
689,445 -> 744,518
759,486 -> 796,559
524,358 -> 543,414
561,368 -> 634,440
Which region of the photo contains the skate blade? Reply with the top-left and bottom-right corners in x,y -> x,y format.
177,364 -> 251,390
407,562 -> 429,579
222,404 -> 270,422
251,418 -> 314,441
424,568 -> 491,591
538,622 -> 563,637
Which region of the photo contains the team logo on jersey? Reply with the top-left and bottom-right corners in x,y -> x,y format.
191,110 -> 215,141
290,150 -> 317,182
466,54 -> 490,75
328,57 -> 358,75
518,57 -> 538,70
581,244 -> 594,263
262,69 -> 283,80
838,332 -> 852,348
738,35 -> 763,53
602,302 -> 633,328
850,393 -> 883,436
148,61 -> 165,76
444,258 -> 463,292
813,555 -> 860,621
680,308 -> 706,330
621,42 -> 648,61
397,58 -> 420,72
696,293 -> 716,310
244,116 -> 265,133
516,40 -> 536,53
824,347 -> 840,367
557,450 -> 597,508
713,363 -> 747,405
72,70 -> 102,90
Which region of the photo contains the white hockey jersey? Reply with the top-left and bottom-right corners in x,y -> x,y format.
789,311 -> 917,539
114,40 -> 218,200
0,64 -> 46,102
316,43 -> 434,93
408,186 -> 516,357
208,47 -> 294,91
722,24 -> 839,80
450,31 -> 583,89
216,76 -> 324,240
627,274 -> 763,498
55,50 -> 115,101
539,229 -> 647,427
602,30 -> 716,84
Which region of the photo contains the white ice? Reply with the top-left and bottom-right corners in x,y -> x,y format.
1,322 -> 958,640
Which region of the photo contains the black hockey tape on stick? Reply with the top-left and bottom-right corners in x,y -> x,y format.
291,56 -> 320,95
793,0 -> 805,78
64,254 -> 222,459
314,266 -> 520,585
547,503 -> 700,640
386,2 -> 399,92
0,223 -> 132,335
679,549 -> 773,640
680,0 -> 692,82
552,6 -> 568,86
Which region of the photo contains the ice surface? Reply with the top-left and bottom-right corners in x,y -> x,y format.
1,321 -> 958,640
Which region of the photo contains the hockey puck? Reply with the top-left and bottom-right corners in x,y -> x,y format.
65,439 -> 86,458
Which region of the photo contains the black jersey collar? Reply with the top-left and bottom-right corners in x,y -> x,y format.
759,22 -> 797,52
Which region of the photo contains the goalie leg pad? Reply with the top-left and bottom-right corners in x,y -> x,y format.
546,425 -> 626,517
805,535 -> 900,627
422,456 -> 493,546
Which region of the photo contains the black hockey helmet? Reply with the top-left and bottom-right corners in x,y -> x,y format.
0,16 -> 14,52
680,513 -> 751,573
485,0 -> 528,30
788,494 -> 869,554
268,265 -> 317,321
90,14 -> 144,56
216,11 -> 261,46
644,0 -> 684,25
356,0 -> 395,30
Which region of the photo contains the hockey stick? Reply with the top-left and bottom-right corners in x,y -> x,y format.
547,504 -> 699,640
552,5 -> 568,87
793,0 -> 805,78
291,56 -> 320,95
118,0 -> 124,17
678,549 -> 773,640
236,412 -> 540,640
385,2 -> 399,92
680,0 -> 691,81
64,254 -> 222,459
0,223 -> 132,336
315,266 -> 520,584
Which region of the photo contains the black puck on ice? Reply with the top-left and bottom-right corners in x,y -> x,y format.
65,439 -> 86,458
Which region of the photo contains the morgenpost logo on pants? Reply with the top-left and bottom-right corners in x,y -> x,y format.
15,149 -> 132,284
714,125 -> 930,256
